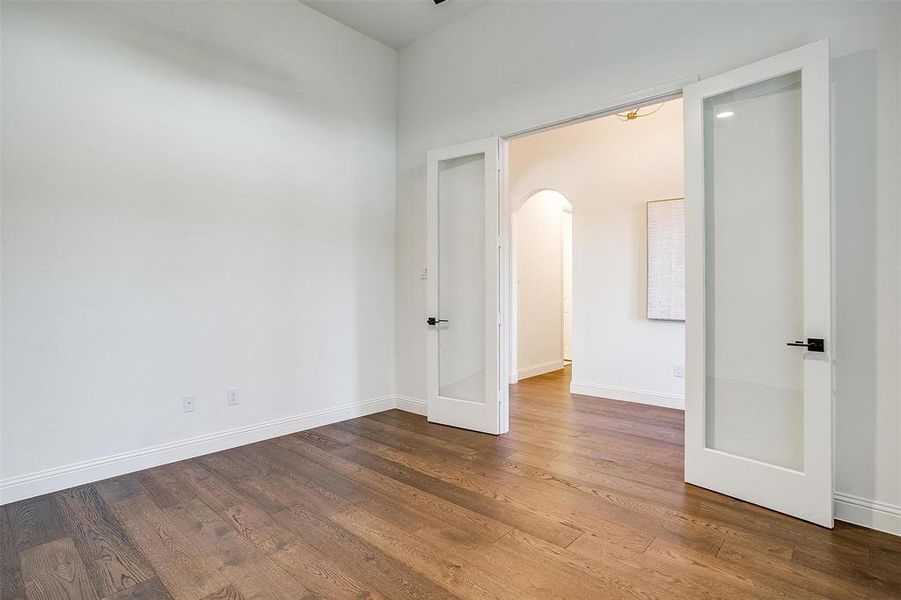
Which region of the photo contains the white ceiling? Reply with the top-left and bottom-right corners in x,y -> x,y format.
303,0 -> 490,50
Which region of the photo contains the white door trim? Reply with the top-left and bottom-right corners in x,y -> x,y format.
494,77 -> 697,140
498,79 -> 695,400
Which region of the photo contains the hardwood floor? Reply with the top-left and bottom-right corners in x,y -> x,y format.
3,366 -> 900,599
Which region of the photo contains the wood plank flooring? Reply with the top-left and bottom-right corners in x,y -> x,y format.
3,366 -> 900,599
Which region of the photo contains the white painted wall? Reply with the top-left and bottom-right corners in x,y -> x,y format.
562,209 -> 573,361
509,102 -> 685,405
395,2 -> 900,527
514,190 -> 566,380
0,1 -> 397,498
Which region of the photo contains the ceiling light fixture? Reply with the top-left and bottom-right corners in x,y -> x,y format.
616,102 -> 666,122
716,111 -> 735,119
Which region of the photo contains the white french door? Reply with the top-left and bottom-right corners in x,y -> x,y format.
684,40 -> 833,526
426,137 -> 505,434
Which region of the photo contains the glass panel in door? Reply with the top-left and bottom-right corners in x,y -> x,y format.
437,154 -> 486,403
703,71 -> 804,471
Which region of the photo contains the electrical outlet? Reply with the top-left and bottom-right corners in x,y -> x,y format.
673,364 -> 685,378
182,394 -> 196,413
227,388 -> 239,406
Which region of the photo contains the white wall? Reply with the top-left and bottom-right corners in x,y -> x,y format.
562,209 -> 573,361
0,1 -> 397,500
510,102 -> 685,406
514,190 -> 566,380
396,2 -> 900,529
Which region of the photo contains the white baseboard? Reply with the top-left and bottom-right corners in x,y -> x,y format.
570,380 -> 684,410
394,395 -> 427,416
5,393 -> 898,539
834,492 -> 901,536
516,359 -> 565,381
0,395 -> 395,505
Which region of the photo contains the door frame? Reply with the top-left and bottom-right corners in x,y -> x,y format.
495,78 -> 694,404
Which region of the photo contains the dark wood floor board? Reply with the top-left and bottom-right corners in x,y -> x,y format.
53,486 -> 155,598
195,448 -> 304,515
241,441 -> 373,506
519,377 -> 684,425
332,440 -> 584,547
410,527 -> 561,599
484,448 -> 801,557
420,525 -> 656,599
644,538 -> 825,600
235,470 -> 344,516
6,496 -> 68,553
329,419 -> 731,555
162,498 -> 312,600
169,454 -> 400,599
93,475 -> 145,508
509,411 -> 684,460
250,436 -> 431,531
100,577 -> 173,600
832,520 -> 901,553
511,404 -> 685,448
265,530 -> 382,599
360,410 -> 506,454
359,413 -> 487,459
130,466 -> 195,511
200,585 -> 244,600
165,463 -> 293,556
870,544 -> 901,577
292,429 -> 347,452
196,448 -> 273,484
791,546 -> 901,598
387,436 -> 735,555
475,445 -> 665,495
520,435 -> 677,474
566,529 -> 734,600
110,494 -> 226,600
496,526 -> 701,600
174,461 -> 380,599
271,434 -> 513,543
18,537 -> 98,600
331,507 -> 509,599
1,506 -> 27,600
514,385 -> 686,424
517,381 -> 884,560
717,540 -> 876,600
272,505 -> 458,600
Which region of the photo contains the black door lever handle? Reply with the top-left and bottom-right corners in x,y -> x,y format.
786,338 -> 825,352
426,317 -> 449,326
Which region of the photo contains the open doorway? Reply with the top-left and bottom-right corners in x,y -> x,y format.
511,190 -> 573,381
427,42 -> 834,528
507,98 -> 686,411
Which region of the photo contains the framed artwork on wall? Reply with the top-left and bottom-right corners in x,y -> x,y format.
647,198 -> 686,321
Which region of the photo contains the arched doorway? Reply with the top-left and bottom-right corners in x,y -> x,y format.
510,189 -> 572,382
